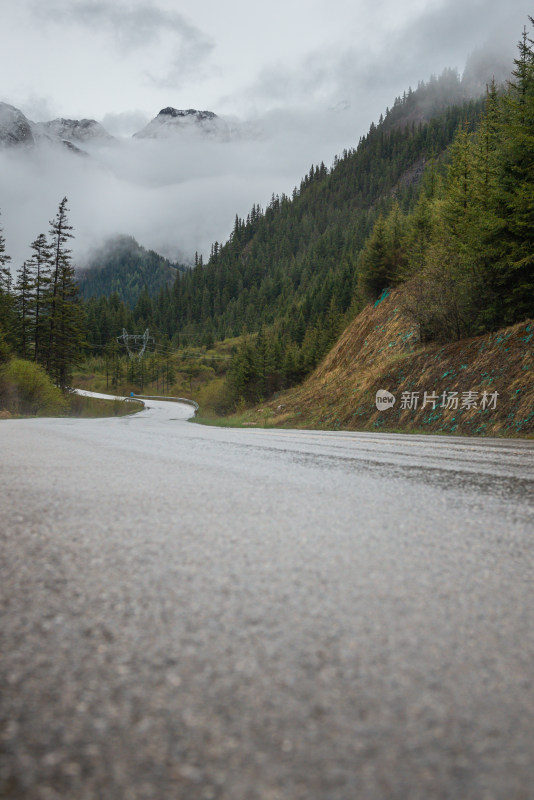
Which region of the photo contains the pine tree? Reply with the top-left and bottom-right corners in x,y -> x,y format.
464,81 -> 502,330
403,193 -> 435,279
491,20 -> 534,323
14,260 -> 35,359
438,123 -> 479,323
29,233 -> 52,365
443,122 -> 475,239
384,202 -> 407,281
56,256 -> 85,388
0,211 -> 16,346
0,211 -> 11,294
358,214 -> 391,300
46,198 -> 73,375
45,198 -> 85,387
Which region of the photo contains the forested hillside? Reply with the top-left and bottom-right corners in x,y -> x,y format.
85,69 -> 486,374
221,26 -> 534,408
77,235 -> 187,306
356,34 -> 534,337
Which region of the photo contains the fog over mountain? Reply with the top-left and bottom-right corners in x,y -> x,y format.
0,100 -> 375,267
0,102 -> 323,267
0,0 -> 527,270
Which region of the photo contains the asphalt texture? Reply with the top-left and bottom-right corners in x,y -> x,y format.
1,394 -> 534,800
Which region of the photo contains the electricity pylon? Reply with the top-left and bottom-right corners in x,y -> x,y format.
117,328 -> 154,360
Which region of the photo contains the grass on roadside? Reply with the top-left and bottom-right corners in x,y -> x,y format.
67,393 -> 144,418
192,406 -> 278,428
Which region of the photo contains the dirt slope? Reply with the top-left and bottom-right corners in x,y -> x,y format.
254,290 -> 534,436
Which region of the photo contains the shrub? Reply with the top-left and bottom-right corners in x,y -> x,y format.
0,359 -> 67,416
196,376 -> 233,415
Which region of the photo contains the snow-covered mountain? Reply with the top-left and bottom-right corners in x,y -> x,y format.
0,99 -> 264,267
0,102 -> 249,151
0,102 -> 113,152
37,117 -> 113,145
0,103 -> 35,147
133,107 -> 231,140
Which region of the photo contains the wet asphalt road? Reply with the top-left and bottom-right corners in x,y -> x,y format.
1,396 -> 534,800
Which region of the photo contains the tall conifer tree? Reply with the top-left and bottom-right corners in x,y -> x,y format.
29,233 -> 52,365
0,211 -> 16,346
0,211 -> 11,294
492,20 -> 534,322
45,198 -> 85,387
14,260 -> 34,359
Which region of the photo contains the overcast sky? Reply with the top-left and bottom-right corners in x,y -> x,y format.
0,0 -> 531,265
1,0 -> 530,127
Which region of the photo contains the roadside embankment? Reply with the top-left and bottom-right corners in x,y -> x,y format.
243,290 -> 534,436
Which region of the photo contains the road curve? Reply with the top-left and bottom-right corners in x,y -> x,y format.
72,388 -> 196,420
1,395 -> 534,800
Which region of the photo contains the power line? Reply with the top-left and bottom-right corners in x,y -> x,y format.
83,341 -> 231,360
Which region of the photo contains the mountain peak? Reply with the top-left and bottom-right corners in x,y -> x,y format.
0,101 -> 113,151
158,107 -> 217,121
41,117 -> 114,144
0,102 -> 34,147
133,107 -> 224,139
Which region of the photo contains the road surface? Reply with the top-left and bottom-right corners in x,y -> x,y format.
1,394 -> 534,799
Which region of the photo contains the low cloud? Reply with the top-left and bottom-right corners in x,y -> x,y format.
0,126 -> 325,270
17,95 -> 59,124
100,110 -> 151,136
